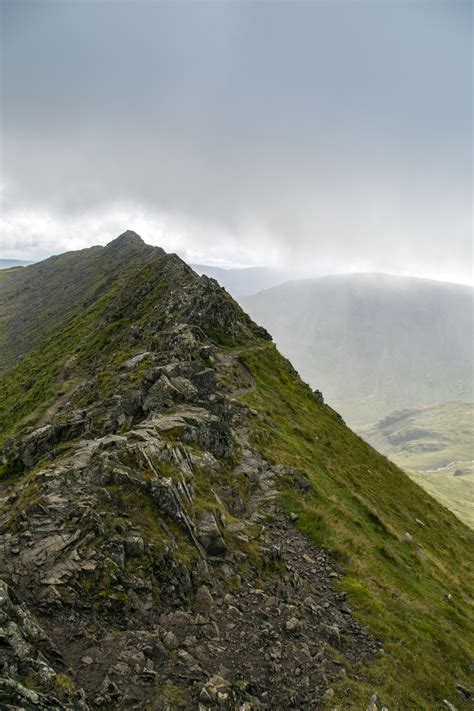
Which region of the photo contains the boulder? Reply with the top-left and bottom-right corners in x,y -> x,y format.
195,585 -> 214,609
197,511 -> 227,556
313,389 -> 324,404
124,533 -> 144,558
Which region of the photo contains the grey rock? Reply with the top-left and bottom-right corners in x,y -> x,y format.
443,701 -> 458,711
313,389 -> 324,404
195,585 -> 214,609
121,352 -> 151,368
366,693 -> 379,711
285,617 -> 300,632
162,630 -> 179,650
124,533 -> 144,558
197,511 -> 227,556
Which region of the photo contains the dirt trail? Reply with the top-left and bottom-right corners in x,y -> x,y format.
230,360 -> 257,397
221,345 -> 260,399
36,389 -> 75,427
36,356 -> 80,427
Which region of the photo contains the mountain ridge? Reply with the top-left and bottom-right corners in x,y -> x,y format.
0,234 -> 472,709
0,230 -> 164,373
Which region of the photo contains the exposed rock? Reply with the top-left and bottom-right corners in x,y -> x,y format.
124,532 -> 144,558
162,630 -> 179,651
197,511 -> 227,556
285,617 -> 301,632
313,389 -> 324,404
443,700 -> 458,711
366,692 -> 379,710
196,585 -> 214,609
455,684 -> 472,702
121,352 -> 152,369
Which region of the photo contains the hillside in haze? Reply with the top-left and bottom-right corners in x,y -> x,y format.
0,233 -> 472,709
362,400 -> 474,529
243,273 -> 474,427
0,259 -> 35,270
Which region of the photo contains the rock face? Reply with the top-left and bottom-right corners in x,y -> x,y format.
0,246 -> 380,709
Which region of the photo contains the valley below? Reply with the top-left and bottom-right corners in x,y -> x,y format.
361,401 -> 474,529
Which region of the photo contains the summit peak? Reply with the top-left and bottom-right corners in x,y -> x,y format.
105,230 -> 145,249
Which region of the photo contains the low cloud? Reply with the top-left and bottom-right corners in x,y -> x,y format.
1,1 -> 471,284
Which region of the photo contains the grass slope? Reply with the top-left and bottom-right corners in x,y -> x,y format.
0,231 -> 161,372
239,344 -> 474,709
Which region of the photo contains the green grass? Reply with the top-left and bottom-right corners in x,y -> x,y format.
0,258 -> 176,447
0,283 -> 123,447
0,233 -> 160,373
409,467 -> 474,530
239,343 -> 474,710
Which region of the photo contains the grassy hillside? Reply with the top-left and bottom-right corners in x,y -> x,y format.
0,230 -> 161,372
239,345 -> 474,708
242,273 -> 474,427
0,242 -> 472,708
362,401 -> 474,528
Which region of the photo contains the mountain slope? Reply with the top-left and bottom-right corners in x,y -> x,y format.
0,238 -> 472,710
0,230 -> 162,373
242,273 -> 474,427
362,401 -> 474,528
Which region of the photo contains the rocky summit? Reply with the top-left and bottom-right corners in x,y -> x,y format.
0,234 -> 473,710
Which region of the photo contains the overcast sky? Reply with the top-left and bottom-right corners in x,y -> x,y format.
1,0 -> 472,282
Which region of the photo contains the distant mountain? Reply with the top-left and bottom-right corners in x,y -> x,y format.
191,264 -> 292,297
242,273 -> 474,427
362,400 -> 474,528
0,258 -> 34,269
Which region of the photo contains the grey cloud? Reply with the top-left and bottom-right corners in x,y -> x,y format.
0,0 -> 472,282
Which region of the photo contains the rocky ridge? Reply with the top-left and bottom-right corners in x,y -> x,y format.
0,250 -> 380,709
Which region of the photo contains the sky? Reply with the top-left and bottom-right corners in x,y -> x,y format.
0,0 -> 472,283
